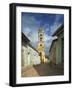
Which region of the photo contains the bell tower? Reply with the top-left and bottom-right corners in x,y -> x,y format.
37,28 -> 45,63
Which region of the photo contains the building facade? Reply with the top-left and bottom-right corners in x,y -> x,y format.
21,33 -> 40,68
49,25 -> 64,65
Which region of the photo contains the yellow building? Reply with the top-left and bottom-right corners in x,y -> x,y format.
37,28 -> 47,63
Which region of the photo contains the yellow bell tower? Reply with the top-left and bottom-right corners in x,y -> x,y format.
37,28 -> 46,63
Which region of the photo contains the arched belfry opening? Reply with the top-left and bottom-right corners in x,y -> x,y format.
37,28 -> 46,63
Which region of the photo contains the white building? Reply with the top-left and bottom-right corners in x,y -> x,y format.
21,33 -> 40,68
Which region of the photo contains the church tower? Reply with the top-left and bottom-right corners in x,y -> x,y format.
37,28 -> 46,63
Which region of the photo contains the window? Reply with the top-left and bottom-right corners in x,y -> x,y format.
40,34 -> 42,36
40,38 -> 42,40
40,44 -> 42,46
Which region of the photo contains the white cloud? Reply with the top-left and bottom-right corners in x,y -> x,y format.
22,13 -> 63,55
23,27 -> 31,36
30,31 -> 38,42
50,21 -> 62,35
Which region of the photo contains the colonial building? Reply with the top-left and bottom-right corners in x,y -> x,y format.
37,28 -> 47,63
49,25 -> 64,65
21,33 -> 40,68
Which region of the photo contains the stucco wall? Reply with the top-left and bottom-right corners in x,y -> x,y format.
49,29 -> 64,65
56,31 -> 64,64
49,41 -> 56,64
21,44 -> 40,68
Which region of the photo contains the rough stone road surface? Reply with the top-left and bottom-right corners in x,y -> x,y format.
21,63 -> 64,77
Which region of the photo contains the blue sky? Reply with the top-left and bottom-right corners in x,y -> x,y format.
21,12 -> 64,55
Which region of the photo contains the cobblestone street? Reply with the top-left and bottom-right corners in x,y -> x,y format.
21,63 -> 64,77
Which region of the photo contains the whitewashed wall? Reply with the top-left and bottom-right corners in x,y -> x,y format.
22,44 -> 40,67
28,46 -> 41,65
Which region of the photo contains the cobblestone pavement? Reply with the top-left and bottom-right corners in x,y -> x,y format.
21,63 -> 64,77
